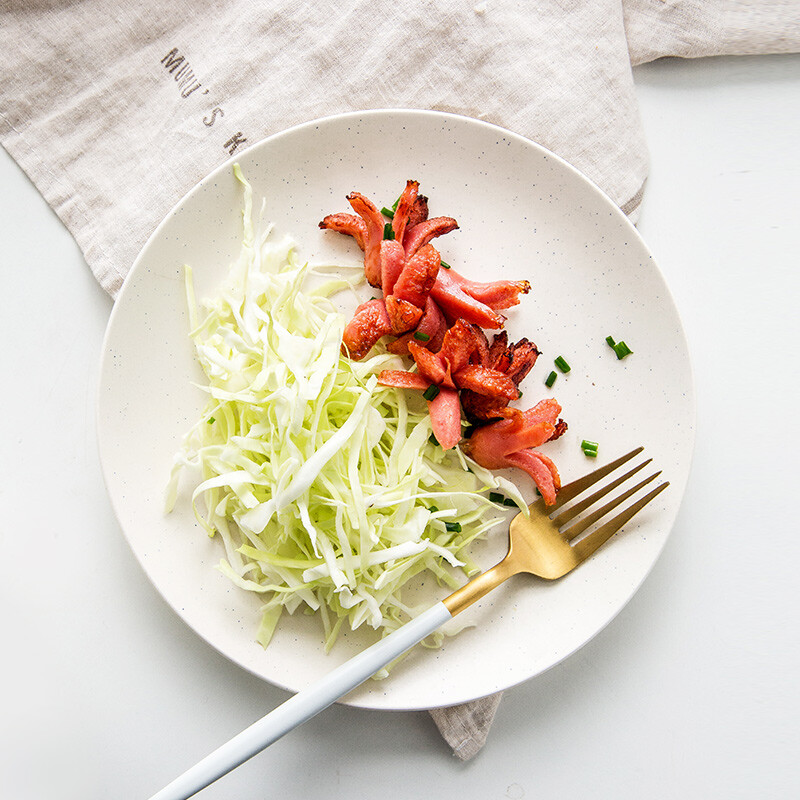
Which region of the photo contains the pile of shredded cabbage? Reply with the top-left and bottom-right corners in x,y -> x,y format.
166,165 -> 525,659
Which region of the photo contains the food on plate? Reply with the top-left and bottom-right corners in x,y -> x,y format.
320,180 -> 566,503
166,166 -> 530,664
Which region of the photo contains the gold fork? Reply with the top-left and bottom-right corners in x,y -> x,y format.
150,447 -> 667,800
445,446 -> 668,614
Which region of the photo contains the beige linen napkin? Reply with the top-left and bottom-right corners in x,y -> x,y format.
2,0 -> 797,761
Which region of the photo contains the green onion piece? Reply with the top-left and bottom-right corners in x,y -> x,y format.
613,341 -> 633,360
428,432 -> 439,445
413,331 -> 431,342
489,491 -> 504,504
383,223 -> 395,240
503,497 -> 518,507
545,370 -> 557,388
606,335 -> 616,347
391,195 -> 401,211
445,521 -> 462,533
554,356 -> 571,373
207,417 -> 215,424
517,390 -> 523,399
381,206 -> 395,219
581,439 -> 599,457
429,505 -> 439,513
423,385 -> 441,401
440,260 -> 451,269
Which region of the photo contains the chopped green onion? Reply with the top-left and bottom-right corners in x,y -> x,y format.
606,336 -> 633,359
554,356 -> 571,373
545,370 -> 557,388
428,432 -> 439,445
581,439 -> 599,457
445,521 -> 462,533
423,385 -> 441,401
413,331 -> 431,342
429,505 -> 439,513
517,390 -> 523,398
440,260 -> 451,269
381,206 -> 395,219
391,195 -> 401,211
489,491 -> 504,504
383,223 -> 395,240
503,497 -> 518,507
613,341 -> 633,360
207,417 -> 215,424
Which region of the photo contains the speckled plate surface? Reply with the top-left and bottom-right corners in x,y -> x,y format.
98,110 -> 695,711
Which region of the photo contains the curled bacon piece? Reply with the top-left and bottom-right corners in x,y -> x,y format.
378,370 -> 429,391
429,269 -> 506,329
427,387 -> 462,450
390,243 -> 441,308
403,216 -> 460,258
461,332 -> 541,422
380,239 -> 406,295
318,212 -> 367,250
461,399 -> 564,504
391,180 -> 419,244
443,269 -> 531,311
407,193 -> 429,229
342,299 -> 392,361
388,296 -> 448,355
385,296 -> 423,335
429,267 -> 531,330
376,371 -> 461,449
455,365 -> 518,402
345,192 -> 386,287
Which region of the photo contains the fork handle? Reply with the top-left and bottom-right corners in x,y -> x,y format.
148,601 -> 453,800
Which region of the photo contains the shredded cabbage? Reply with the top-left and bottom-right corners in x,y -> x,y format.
166,164 -> 526,663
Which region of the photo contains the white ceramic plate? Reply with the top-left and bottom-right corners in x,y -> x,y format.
98,109 -> 695,711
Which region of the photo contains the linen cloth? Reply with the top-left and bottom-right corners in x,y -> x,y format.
2,0 -> 797,760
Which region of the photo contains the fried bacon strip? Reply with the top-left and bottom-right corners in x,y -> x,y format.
461,399 -> 564,504
342,299 -> 392,361
391,179 -> 419,244
403,216 -> 460,258
318,213 -> 367,250
380,239 -> 406,295
407,193 -> 429,229
387,296 -> 448,355
461,332 -> 541,421
429,269 -> 506,329
345,192 -> 386,286
442,269 -> 531,310
390,243 -> 441,308
427,387 -> 462,450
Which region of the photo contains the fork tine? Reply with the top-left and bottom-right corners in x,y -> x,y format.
549,446 -> 644,511
551,458 -> 652,529
560,471 -> 661,540
571,480 -> 670,562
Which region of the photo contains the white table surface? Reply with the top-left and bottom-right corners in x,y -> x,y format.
2,53 -> 799,800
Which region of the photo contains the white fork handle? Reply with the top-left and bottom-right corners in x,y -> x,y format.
149,601 -> 453,800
